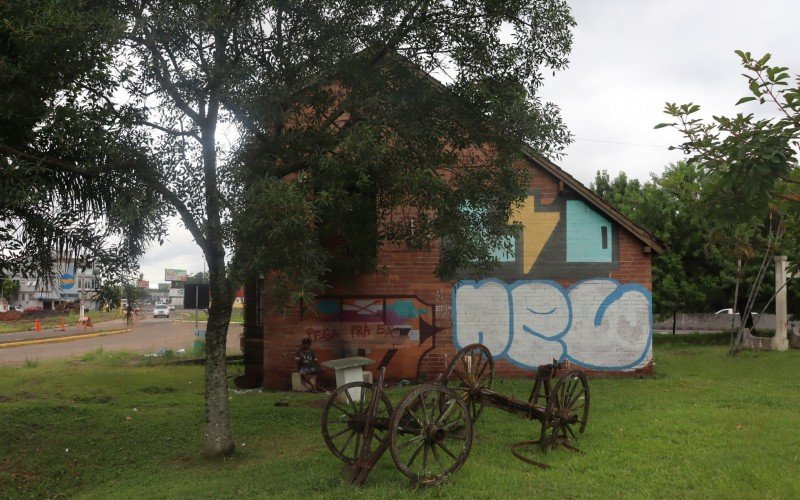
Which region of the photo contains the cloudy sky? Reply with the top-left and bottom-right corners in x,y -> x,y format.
137,0 -> 800,287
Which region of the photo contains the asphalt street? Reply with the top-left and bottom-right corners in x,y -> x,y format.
0,315 -> 242,366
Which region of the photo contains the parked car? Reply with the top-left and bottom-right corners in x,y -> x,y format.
12,305 -> 23,312
714,308 -> 758,316
153,304 -> 170,318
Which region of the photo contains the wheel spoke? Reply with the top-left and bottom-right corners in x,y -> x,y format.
353,430 -> 362,458
444,431 -> 467,441
417,393 -> 430,425
344,387 -> 355,407
358,388 -> 367,414
407,440 -> 425,468
340,430 -> 356,455
453,369 -> 470,387
397,434 -> 424,450
436,441 -> 459,460
332,403 -> 353,418
422,442 -> 430,477
431,440 -> 446,474
329,426 -> 351,440
474,359 -> 489,384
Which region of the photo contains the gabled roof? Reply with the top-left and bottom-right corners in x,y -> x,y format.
522,145 -> 665,254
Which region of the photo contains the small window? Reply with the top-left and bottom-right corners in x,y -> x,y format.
601,226 -> 608,249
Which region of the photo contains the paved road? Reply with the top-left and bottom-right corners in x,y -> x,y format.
0,316 -> 242,366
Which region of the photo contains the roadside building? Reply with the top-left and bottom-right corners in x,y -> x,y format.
5,260 -> 99,311
241,149 -> 663,389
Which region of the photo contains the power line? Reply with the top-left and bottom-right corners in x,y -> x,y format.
574,136 -> 670,149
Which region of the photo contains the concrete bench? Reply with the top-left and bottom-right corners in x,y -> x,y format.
320,356 -> 375,400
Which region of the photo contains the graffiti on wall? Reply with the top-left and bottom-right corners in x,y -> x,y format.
452,278 -> 652,371
467,191 -> 620,281
306,296 -> 442,345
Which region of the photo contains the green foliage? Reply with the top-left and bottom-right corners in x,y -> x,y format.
592,163 -> 713,315
658,50 -> 799,229
0,278 -> 18,302
0,0 -> 167,285
658,51 -> 800,323
593,163 -> 800,316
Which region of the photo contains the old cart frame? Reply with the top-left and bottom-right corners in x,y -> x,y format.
320,343 -> 590,485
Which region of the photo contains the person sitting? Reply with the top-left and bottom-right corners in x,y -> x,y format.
295,337 -> 323,392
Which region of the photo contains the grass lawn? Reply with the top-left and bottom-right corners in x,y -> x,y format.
179,308 -> 244,323
2,338 -> 800,498
0,310 -> 122,335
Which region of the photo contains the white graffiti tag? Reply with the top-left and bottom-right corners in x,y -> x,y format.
452,279 -> 652,371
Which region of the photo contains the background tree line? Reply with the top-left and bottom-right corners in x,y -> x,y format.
592,162 -> 800,324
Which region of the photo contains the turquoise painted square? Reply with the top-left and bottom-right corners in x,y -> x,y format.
490,235 -> 515,262
566,200 -> 612,262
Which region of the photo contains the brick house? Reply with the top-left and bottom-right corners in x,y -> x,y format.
240,149 -> 663,389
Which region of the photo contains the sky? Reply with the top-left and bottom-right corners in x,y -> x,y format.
136,0 -> 800,287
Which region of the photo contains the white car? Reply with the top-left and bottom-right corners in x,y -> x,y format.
153,304 -> 170,318
714,308 -> 736,315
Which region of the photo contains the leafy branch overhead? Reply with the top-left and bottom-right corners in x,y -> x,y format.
656,51 -> 800,220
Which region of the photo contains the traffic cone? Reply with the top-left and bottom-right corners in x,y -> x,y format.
60,317 -> 65,331
34,319 -> 41,332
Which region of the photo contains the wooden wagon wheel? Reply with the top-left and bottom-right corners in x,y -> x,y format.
539,370 -> 590,452
443,343 -> 494,422
321,381 -> 393,464
389,384 -> 473,485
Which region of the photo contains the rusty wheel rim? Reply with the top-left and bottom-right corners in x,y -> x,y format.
443,343 -> 494,423
321,381 -> 392,464
541,370 -> 589,451
389,384 -> 473,485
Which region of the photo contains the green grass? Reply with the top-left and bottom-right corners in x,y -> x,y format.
2,344 -> 800,498
0,310 -> 121,334
179,307 -> 244,323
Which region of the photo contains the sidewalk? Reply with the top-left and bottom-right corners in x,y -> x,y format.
0,318 -> 131,346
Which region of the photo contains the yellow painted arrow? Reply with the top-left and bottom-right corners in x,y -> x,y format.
509,195 -> 560,273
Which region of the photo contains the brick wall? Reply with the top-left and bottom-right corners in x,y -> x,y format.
255,158 -> 654,389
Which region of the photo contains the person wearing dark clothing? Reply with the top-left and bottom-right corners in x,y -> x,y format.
295,338 -> 322,392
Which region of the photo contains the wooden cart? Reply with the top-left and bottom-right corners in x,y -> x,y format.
320,343 -> 590,486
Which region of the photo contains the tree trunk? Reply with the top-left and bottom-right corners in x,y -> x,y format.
203,257 -> 236,457
672,311 -> 676,335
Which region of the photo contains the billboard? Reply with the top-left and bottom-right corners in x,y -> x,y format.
158,283 -> 170,291
60,274 -> 75,290
136,279 -> 150,289
165,269 -> 188,282
183,283 -> 210,309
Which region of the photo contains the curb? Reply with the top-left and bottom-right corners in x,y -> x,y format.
0,328 -> 133,349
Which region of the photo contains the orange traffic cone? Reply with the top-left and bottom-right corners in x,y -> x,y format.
60,317 -> 66,331
34,319 -> 41,332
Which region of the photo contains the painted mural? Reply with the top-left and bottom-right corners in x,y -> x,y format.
306,296 -> 441,346
476,191 -> 620,281
452,279 -> 652,371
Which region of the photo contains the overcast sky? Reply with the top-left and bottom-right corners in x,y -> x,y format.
137,0 -> 800,287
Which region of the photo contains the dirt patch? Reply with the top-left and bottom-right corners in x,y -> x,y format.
139,386 -> 178,395
16,391 -> 35,399
0,311 -> 22,321
171,454 -> 193,464
300,398 -> 329,409
73,394 -> 114,404
0,395 -> 13,403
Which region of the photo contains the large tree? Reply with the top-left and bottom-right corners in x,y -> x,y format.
1,0 -> 575,456
0,1 -> 166,284
659,51 -> 799,351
